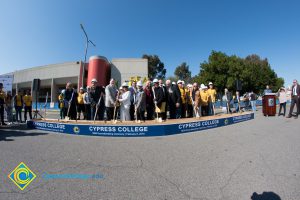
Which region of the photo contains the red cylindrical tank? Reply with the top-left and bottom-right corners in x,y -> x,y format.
87,56 -> 110,87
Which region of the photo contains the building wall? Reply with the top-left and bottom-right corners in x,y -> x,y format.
3,58 -> 148,106
12,62 -> 82,103
13,62 -> 81,84
111,58 -> 148,86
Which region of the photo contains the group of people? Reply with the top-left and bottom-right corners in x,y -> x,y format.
1,79 -> 298,125
0,83 -> 33,125
58,78 -> 218,122
277,79 -> 300,119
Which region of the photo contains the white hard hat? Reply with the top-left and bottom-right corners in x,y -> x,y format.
200,84 -> 205,89
122,82 -> 128,87
209,82 -> 213,85
172,81 -> 176,85
153,79 -> 159,83
137,81 -> 143,87
79,87 -> 84,90
177,80 -> 183,84
91,78 -> 98,83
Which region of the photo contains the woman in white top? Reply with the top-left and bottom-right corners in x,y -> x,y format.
118,83 -> 131,121
277,87 -> 287,116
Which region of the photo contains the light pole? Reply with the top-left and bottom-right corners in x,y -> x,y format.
80,23 -> 96,87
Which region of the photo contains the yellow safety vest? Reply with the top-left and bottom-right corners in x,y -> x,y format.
200,90 -> 209,106
23,95 -> 32,106
58,94 -> 64,108
77,93 -> 84,104
207,88 -> 217,103
179,88 -> 186,104
15,95 -> 23,107
0,91 -> 6,104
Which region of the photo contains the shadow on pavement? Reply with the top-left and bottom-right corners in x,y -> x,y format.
0,124 -> 48,141
251,191 -> 281,200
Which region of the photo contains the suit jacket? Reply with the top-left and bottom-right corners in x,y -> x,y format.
105,84 -> 117,107
135,89 -> 146,111
291,84 -> 300,97
153,86 -> 165,106
166,85 -> 181,106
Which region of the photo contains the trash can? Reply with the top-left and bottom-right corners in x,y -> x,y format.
262,94 -> 276,116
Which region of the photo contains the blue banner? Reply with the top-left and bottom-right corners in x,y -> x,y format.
27,113 -> 254,137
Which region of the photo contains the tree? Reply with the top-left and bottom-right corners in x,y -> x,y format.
194,51 -> 284,94
174,62 -> 192,83
142,54 -> 166,79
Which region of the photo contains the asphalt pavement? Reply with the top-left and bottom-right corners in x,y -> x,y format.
0,107 -> 299,200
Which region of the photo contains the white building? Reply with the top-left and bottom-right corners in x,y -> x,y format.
2,57 -> 148,107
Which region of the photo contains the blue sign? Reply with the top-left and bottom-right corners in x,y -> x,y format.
27,113 -> 254,137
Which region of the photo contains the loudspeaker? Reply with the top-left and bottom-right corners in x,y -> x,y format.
236,80 -> 242,91
32,79 -> 40,91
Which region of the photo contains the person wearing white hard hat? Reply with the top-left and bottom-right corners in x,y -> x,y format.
152,79 -> 166,121
193,83 -> 201,118
134,81 -> 146,122
90,78 -> 105,120
105,78 -> 118,121
129,80 -> 137,121
76,87 -> 85,120
159,79 -> 167,120
83,86 -> 92,120
118,82 -> 131,121
177,80 -> 186,118
200,84 -> 209,116
144,80 -> 155,120
207,82 -> 217,115
165,80 -> 181,119
64,82 -> 78,120
186,84 -> 194,118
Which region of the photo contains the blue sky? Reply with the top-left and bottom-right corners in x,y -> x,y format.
0,0 -> 299,86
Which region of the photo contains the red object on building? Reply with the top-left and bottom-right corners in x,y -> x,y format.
262,94 -> 276,116
87,56 -> 110,87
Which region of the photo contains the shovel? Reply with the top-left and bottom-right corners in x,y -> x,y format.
93,95 -> 103,124
65,91 -> 74,120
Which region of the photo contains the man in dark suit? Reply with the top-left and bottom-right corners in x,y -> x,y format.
287,79 -> 300,119
165,80 -> 181,119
